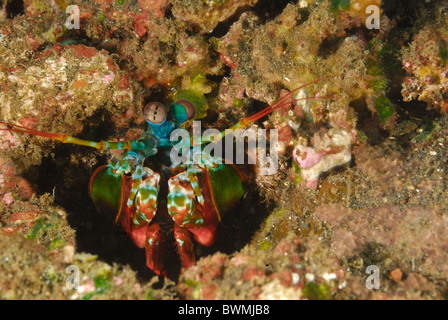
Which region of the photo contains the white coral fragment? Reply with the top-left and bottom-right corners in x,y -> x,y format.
293,128 -> 355,189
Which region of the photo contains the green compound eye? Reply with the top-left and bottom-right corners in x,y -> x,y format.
174,99 -> 196,120
144,102 -> 167,125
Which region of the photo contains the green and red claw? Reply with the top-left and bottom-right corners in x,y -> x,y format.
89,165 -> 128,225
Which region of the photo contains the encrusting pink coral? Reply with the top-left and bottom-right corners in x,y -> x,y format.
293,129 -> 356,189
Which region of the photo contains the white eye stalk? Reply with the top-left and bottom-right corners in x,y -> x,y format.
144,102 -> 167,125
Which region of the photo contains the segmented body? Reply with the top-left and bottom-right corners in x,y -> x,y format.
87,100 -> 245,276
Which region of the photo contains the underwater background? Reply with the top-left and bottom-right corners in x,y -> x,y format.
1,0 -> 448,299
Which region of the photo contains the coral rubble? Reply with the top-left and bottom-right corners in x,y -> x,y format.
1,0 -> 448,300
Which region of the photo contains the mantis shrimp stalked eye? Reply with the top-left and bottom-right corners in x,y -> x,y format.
144,102 -> 168,125
173,99 -> 196,120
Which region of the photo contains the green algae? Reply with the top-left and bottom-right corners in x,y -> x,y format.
292,162 -> 302,185
173,72 -> 213,119
302,282 -> 332,300
233,98 -> 243,108
329,0 -> 350,11
438,39 -> 448,65
26,219 -> 52,240
81,275 -> 112,300
374,94 -> 395,124
173,89 -> 208,119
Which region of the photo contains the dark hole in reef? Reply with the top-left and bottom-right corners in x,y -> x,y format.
206,8 -> 247,38
352,92 -> 440,148
351,98 -> 389,146
381,0 -> 427,31
22,125 -> 272,282
317,36 -> 344,58
386,77 -> 441,142
20,111 -> 160,281
22,144 -> 156,281
6,0 -> 24,18
58,29 -> 92,48
208,0 -> 294,38
397,100 -> 440,123
196,174 -> 273,260
252,0 -> 294,24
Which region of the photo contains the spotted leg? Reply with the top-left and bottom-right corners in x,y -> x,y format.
124,165 -> 167,276
167,168 -> 218,270
126,166 -> 161,249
